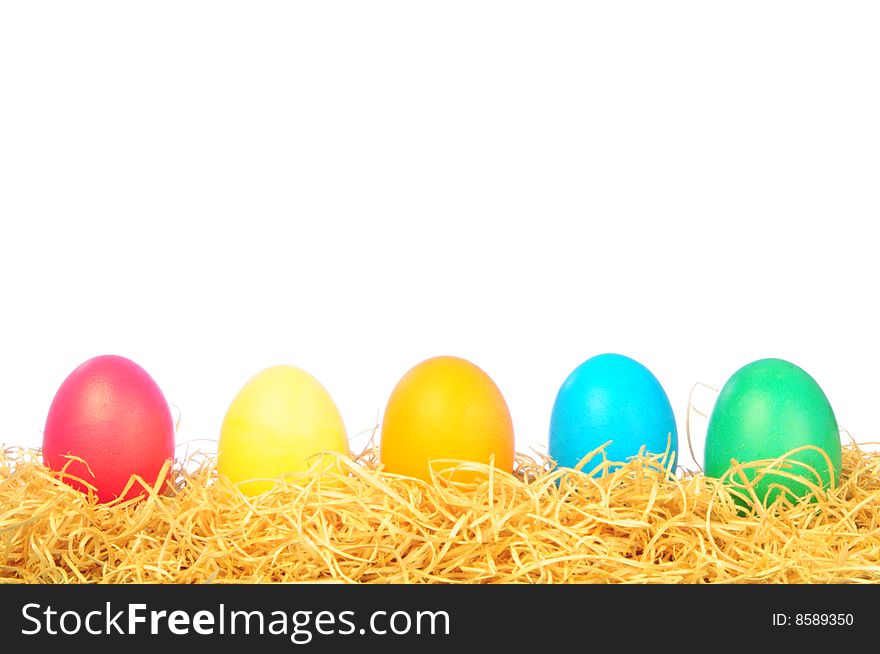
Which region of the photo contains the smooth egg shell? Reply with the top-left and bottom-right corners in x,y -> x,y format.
218,365 -> 349,495
380,356 -> 514,483
549,353 -> 677,473
705,358 -> 841,504
42,355 -> 175,503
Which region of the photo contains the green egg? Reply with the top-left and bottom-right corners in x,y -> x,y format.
704,358 -> 841,507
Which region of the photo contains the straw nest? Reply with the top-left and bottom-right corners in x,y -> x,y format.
2,440 -> 880,584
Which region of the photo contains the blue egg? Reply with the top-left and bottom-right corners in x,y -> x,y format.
549,353 -> 678,473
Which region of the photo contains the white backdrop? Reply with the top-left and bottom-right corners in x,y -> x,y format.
1,2 -> 878,471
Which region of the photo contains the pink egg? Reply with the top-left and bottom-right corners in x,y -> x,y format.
43,355 -> 175,502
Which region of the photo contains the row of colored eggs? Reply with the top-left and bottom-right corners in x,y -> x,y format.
40,353 -> 841,504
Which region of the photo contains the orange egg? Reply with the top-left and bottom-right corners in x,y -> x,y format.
379,356 -> 515,482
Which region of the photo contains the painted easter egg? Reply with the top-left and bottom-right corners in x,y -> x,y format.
704,358 -> 841,505
218,365 -> 349,495
380,356 -> 514,483
549,353 -> 677,473
42,355 -> 175,502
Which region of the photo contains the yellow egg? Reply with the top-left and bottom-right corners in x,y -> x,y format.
218,365 -> 349,495
380,356 -> 515,483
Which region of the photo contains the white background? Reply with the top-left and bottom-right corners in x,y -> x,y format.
1,2 -> 878,470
